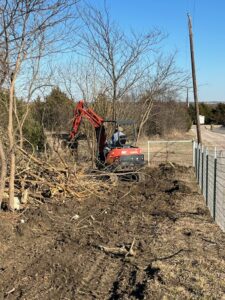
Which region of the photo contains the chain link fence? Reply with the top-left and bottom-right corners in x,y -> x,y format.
194,142 -> 225,232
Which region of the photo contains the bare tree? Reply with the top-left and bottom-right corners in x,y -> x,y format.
78,4 -> 164,121
14,42 -> 52,149
59,58 -> 106,101
136,54 -> 189,140
0,0 -> 79,209
0,134 -> 6,209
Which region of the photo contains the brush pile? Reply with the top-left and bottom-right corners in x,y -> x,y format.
3,147 -> 114,209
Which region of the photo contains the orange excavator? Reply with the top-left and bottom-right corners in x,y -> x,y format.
69,100 -> 144,172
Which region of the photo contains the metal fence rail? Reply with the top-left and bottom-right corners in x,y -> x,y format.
194,142 -> 225,232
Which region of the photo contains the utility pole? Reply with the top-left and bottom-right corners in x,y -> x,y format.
188,14 -> 202,144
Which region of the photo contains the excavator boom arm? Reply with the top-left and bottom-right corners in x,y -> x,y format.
69,100 -> 106,159
69,100 -> 104,140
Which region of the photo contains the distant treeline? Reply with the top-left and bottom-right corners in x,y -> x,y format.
188,103 -> 225,125
1,87 -> 194,151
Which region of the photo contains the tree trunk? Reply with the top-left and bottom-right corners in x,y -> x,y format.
112,83 -> 117,121
8,83 -> 16,209
19,126 -> 23,149
0,138 -> 7,209
137,99 -> 154,141
91,128 -> 95,168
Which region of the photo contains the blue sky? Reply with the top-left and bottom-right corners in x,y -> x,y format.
91,0 -> 225,102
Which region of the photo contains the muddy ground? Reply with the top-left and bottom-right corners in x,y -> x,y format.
1,164 -> 225,300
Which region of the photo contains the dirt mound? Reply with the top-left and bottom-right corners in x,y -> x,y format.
1,164 -> 225,299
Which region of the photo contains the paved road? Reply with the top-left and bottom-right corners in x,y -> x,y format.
191,125 -> 225,149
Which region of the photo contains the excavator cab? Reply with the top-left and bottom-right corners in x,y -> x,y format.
114,120 -> 137,147
96,120 -> 144,171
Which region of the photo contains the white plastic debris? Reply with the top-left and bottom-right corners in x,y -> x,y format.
13,197 -> 20,210
71,214 -> 80,221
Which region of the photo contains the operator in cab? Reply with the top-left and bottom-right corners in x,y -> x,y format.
103,126 -> 126,159
110,126 -> 126,146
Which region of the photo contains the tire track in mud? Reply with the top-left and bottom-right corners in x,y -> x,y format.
74,168 -> 195,299
76,255 -> 153,300
76,253 -> 122,299
107,262 -> 163,300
